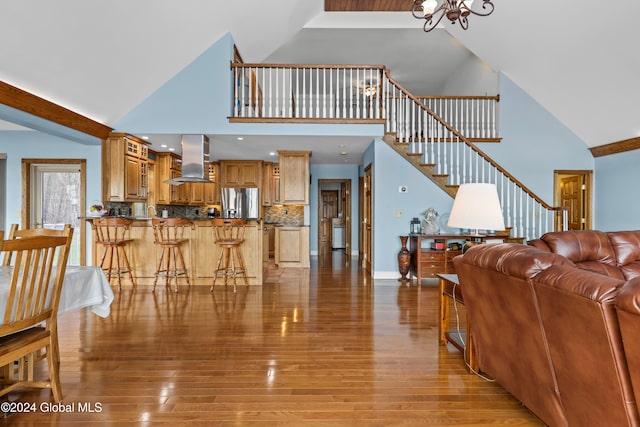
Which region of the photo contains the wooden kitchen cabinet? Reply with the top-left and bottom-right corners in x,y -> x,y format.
278,150 -> 310,205
188,181 -> 205,205
275,226 -> 310,268
220,160 -> 263,187
204,162 -> 221,205
102,133 -> 150,202
156,152 -> 188,204
262,162 -> 280,206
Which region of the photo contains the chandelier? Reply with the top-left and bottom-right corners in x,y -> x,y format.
412,0 -> 495,33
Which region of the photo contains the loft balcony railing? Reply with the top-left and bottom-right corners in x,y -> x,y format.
231,63 -> 385,121
416,95 -> 500,141
229,62 -> 565,240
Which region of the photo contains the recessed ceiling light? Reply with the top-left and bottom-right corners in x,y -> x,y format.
237,137 -> 244,141
141,136 -> 149,140
161,144 -> 167,148
340,151 -> 348,155
269,152 -> 276,156
168,148 -> 175,151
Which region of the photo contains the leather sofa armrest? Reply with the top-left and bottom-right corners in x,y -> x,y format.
535,264 -> 624,303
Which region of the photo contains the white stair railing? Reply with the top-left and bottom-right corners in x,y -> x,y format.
416,95 -> 500,140
383,71 -> 564,241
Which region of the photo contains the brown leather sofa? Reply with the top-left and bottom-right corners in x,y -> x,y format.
454,239 -> 640,427
528,229 -> 640,280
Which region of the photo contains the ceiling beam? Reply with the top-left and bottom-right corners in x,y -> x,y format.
325,0 -> 413,12
0,80 -> 112,140
589,136 -> 640,158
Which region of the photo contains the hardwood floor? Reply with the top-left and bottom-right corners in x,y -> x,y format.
2,252 -> 543,426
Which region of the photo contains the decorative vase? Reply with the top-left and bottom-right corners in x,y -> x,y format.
398,235 -> 411,282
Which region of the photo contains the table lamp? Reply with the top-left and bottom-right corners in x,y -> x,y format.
447,183 -> 505,250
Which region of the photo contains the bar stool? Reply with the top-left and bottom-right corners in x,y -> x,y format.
92,217 -> 135,292
151,218 -> 194,293
211,218 -> 248,293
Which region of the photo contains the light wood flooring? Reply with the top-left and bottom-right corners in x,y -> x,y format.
2,252 -> 543,426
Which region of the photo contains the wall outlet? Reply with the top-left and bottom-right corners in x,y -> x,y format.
394,210 -> 403,218
399,186 -> 408,193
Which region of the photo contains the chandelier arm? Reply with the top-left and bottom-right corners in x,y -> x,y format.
423,10 -> 448,33
458,15 -> 469,30
464,0 -> 495,17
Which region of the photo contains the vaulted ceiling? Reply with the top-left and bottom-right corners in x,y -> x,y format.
1,0 -> 638,158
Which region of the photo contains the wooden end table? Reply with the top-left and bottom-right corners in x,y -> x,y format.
438,273 -> 478,373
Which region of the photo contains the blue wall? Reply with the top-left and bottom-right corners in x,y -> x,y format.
478,74 -> 593,203
116,33 -> 384,140
0,131 -> 102,232
372,139 -> 455,278
595,150 -> 640,230
0,131 -> 102,258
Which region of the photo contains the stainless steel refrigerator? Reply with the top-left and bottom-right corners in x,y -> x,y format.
221,187 -> 260,219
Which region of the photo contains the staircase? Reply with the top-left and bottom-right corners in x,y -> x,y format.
229,62 -> 566,241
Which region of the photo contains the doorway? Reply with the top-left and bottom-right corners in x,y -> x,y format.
360,164 -> 372,274
22,159 -> 86,265
554,170 -> 593,230
317,179 -> 352,264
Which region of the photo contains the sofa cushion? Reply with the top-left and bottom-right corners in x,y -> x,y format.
460,243 -> 573,280
607,231 -> 640,280
539,230 -> 624,279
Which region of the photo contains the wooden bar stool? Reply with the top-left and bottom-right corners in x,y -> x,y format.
92,217 -> 135,292
151,218 -> 194,293
211,218 -> 248,293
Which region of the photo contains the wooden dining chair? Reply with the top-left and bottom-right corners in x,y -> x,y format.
0,229 -> 74,402
2,224 -> 72,266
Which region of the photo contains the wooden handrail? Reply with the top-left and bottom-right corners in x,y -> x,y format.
231,63 -> 387,71
416,95 -> 500,101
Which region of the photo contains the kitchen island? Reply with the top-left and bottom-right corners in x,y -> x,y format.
87,218 -> 265,287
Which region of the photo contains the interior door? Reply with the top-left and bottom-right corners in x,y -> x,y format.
320,190 -> 339,254
555,170 -> 592,231
362,164 -> 372,274
341,180 -> 352,256
560,175 -> 584,230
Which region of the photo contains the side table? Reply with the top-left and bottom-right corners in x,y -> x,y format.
438,273 -> 478,373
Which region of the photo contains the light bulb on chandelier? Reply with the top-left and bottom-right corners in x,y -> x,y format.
412,0 -> 495,33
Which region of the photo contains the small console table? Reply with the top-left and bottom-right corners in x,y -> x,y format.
408,232 -> 523,284
438,273 -> 478,373
408,234 -> 467,284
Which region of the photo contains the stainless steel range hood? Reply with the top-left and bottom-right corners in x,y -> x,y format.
164,134 -> 212,185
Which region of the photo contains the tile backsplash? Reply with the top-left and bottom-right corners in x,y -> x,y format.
105,201 -> 304,224
264,205 -> 304,225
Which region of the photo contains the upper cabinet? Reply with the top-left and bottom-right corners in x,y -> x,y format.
156,152 -> 188,205
262,162 -> 280,206
204,162 -> 221,205
103,133 -> 150,202
278,151 -> 310,205
220,160 -> 263,187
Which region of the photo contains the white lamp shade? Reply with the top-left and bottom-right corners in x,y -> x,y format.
422,0 -> 438,15
447,183 -> 505,232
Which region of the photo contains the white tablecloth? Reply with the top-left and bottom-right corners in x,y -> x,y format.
0,265 -> 114,319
